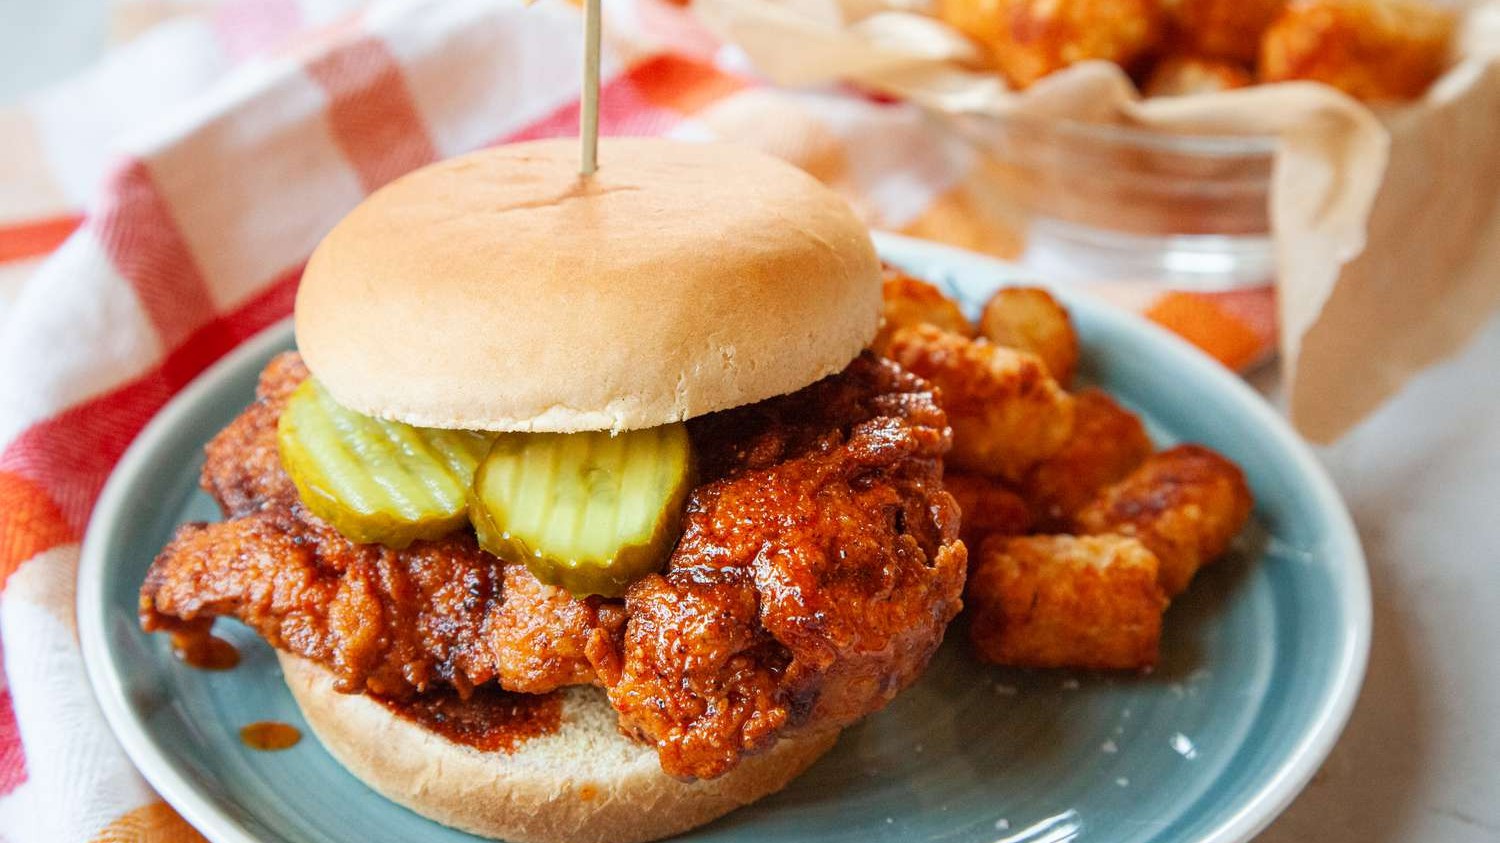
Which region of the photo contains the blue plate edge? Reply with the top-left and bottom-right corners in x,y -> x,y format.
79,319 -> 297,843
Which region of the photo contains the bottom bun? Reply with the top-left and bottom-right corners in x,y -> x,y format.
278,654 -> 839,843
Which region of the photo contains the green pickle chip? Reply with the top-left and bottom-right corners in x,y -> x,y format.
277,379 -> 494,547
471,424 -> 694,598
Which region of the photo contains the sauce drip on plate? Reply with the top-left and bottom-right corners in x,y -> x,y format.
240,721 -> 301,751
376,687 -> 563,753
171,632 -> 240,671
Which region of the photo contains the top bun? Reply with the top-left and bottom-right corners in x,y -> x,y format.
295,138 -> 882,432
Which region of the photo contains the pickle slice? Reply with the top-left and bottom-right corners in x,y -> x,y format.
277,379 -> 494,547
471,424 -> 694,598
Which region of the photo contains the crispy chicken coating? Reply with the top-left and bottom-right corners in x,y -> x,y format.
141,352 -> 964,781
1143,53 -> 1255,96
944,471 -> 1034,551
202,351 -> 305,516
872,268 -> 974,356
968,534 -> 1167,670
1259,0 -> 1454,101
938,0 -> 1166,88
142,508 -> 616,697
977,286 -> 1080,387
887,324 -> 1075,482
1165,0 -> 1286,63
1073,444 -> 1253,596
593,354 -> 966,780
1020,388 -> 1153,529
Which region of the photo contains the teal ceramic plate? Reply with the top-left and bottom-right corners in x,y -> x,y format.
80,234 -> 1369,843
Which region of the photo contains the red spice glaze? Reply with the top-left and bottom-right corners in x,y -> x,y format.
375,687 -> 564,753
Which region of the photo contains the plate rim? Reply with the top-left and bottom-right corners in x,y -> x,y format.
78,233 -> 1371,843
79,318 -> 299,843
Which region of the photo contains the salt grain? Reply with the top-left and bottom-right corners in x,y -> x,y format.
1100,740 -> 1118,754
1116,777 -> 1130,787
995,819 -> 1010,830
1170,732 -> 1199,760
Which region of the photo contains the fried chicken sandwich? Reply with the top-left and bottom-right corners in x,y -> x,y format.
139,139 -> 967,843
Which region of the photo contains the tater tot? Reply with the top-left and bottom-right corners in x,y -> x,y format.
968,534 -> 1167,670
1021,389 -> 1153,528
1259,0 -> 1455,102
1073,444 -> 1253,596
937,0 -> 1166,89
1143,53 -> 1255,96
944,471 -> 1035,550
1166,0 -> 1286,63
872,268 -> 975,356
887,325 -> 1076,481
978,286 -> 1080,387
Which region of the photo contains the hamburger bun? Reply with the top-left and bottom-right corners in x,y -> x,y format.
295,138 -> 882,433
278,654 -> 839,843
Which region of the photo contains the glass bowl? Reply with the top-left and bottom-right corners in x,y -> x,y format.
940,111 -> 1277,290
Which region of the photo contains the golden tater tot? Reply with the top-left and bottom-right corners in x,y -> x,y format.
968,535 -> 1167,670
1073,444 -> 1253,596
1165,0 -> 1286,63
1143,53 -> 1255,97
945,471 -> 1035,550
1259,0 -> 1455,102
937,0 -> 1166,89
937,0 -> 1008,58
977,286 -> 1080,387
1021,389 -> 1153,528
872,268 -> 975,356
887,325 -> 1075,481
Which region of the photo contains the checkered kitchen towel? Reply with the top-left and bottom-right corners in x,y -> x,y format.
0,0 -> 1278,838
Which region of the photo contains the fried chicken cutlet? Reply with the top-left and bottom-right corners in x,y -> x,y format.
595,354 -> 965,779
141,351 -> 964,780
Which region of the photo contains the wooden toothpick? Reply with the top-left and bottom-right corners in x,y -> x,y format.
580,0 -> 602,177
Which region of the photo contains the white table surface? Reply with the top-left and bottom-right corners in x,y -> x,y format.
5,3 -> 1498,841
1256,317 -> 1500,843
